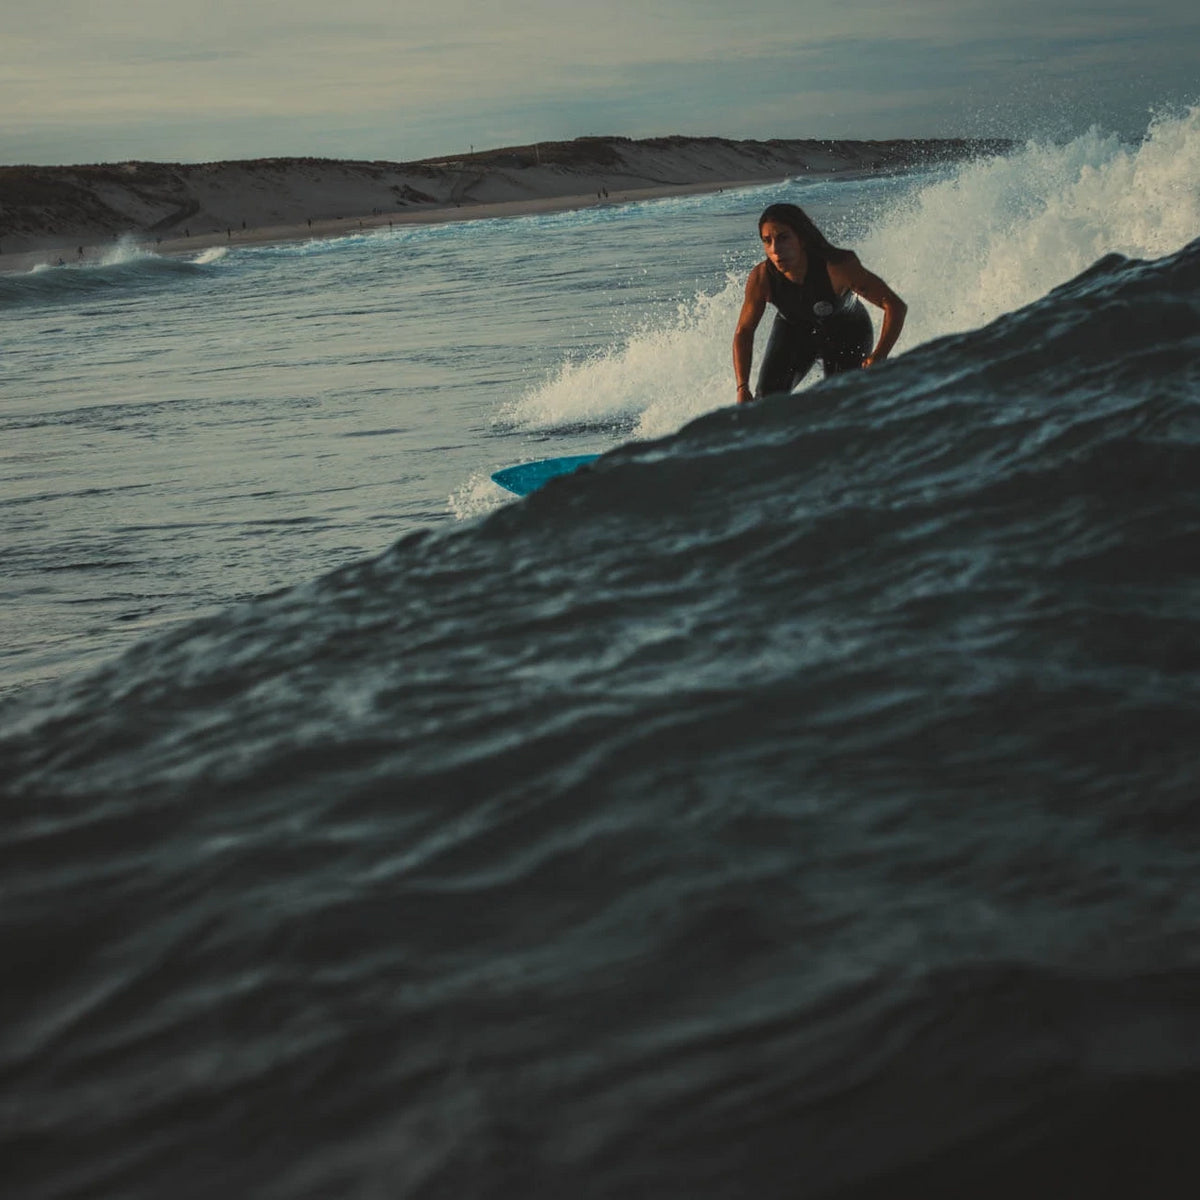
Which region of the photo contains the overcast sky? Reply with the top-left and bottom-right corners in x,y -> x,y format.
4,0 -> 1197,164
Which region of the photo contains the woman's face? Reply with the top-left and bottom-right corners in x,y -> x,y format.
760,220 -> 804,274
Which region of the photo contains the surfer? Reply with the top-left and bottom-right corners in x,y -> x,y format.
733,203 -> 906,403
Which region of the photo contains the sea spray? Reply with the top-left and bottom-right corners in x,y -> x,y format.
495,278 -> 742,440
860,105 -> 1200,345
497,108 -> 1200,447
97,232 -> 157,267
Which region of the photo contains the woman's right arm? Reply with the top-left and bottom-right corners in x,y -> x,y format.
733,264 -> 768,405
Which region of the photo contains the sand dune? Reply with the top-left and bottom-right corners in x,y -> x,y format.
0,135 -> 1009,269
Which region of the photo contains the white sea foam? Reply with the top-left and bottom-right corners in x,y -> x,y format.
861,104 -> 1200,346
496,280 -> 740,441
448,470 -> 513,520
97,233 -> 155,267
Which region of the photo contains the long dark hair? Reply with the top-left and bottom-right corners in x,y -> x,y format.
758,203 -> 852,264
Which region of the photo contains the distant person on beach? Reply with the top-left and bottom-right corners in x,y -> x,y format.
733,202 -> 906,404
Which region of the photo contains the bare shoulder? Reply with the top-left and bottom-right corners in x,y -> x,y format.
744,259 -> 770,297
827,251 -> 865,291
830,252 -> 902,306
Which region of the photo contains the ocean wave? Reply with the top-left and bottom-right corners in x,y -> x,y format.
0,243 -> 219,308
5,232 -> 1198,816
3,191 -> 1200,1200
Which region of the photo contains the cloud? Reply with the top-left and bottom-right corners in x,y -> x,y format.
2,1 -> 1197,162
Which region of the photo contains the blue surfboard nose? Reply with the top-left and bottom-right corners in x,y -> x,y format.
491,454 -> 602,496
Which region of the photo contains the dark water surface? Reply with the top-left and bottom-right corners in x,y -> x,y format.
4,236 -> 1200,1197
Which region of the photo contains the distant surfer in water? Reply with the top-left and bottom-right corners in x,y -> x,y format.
733,203 -> 906,404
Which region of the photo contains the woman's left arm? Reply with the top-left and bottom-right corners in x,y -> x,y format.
830,253 -> 907,367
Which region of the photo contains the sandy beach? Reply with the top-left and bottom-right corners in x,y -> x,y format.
0,135 -> 1009,272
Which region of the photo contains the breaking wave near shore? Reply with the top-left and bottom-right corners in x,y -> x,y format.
3,108 -> 1200,1198
0,237 -> 226,304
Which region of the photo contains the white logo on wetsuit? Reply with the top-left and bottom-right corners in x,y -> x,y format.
813,301 -> 834,317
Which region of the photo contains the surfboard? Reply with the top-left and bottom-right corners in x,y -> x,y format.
491,454 -> 601,497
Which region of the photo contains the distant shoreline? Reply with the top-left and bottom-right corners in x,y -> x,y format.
0,135 -> 1011,272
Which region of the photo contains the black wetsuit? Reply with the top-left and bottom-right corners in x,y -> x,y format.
756,256 -> 873,397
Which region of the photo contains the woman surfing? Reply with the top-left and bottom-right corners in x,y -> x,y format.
733,203 -> 907,403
